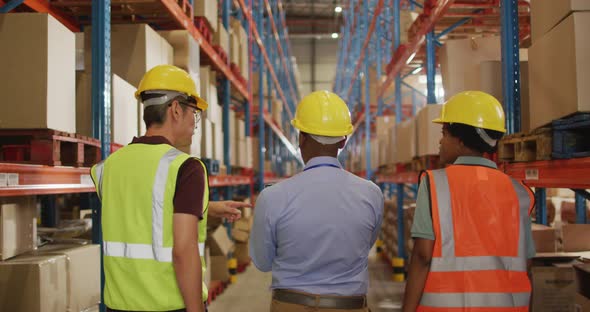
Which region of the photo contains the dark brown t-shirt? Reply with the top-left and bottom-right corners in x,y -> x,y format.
131,136 -> 205,220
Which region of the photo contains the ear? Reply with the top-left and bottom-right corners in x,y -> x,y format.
337,137 -> 346,149
170,100 -> 182,121
298,132 -> 306,146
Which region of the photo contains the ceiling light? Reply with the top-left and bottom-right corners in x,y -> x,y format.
331,32 -> 339,39
335,6 -> 343,13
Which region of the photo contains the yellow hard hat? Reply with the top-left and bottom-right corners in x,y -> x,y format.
291,90 -> 353,136
135,65 -> 208,111
433,91 -> 506,133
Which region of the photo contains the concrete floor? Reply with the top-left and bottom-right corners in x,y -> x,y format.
208,250 -> 404,312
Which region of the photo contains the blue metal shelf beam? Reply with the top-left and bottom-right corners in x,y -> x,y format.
500,0 -> 522,134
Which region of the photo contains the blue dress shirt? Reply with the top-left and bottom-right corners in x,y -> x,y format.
249,156 -> 384,296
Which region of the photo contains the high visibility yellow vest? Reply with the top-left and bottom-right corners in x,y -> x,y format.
91,143 -> 209,311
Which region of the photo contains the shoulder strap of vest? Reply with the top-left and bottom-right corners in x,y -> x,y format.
509,177 -> 536,216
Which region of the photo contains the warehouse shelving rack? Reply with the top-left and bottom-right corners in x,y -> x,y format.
333,0 -> 589,274
0,0 -> 302,309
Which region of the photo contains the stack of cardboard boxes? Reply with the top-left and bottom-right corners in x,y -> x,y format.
0,197 -> 101,312
77,23 -> 175,144
231,207 -> 253,264
380,199 -> 416,260
231,18 -> 250,81
530,221 -> 590,311
206,225 -> 234,283
528,0 -> 590,131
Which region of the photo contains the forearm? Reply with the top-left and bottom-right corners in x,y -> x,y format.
173,246 -> 203,312
402,253 -> 431,311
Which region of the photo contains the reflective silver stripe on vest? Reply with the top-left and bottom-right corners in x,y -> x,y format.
152,148 -> 184,257
104,242 -> 205,261
420,292 -> 531,308
430,169 -> 454,258
429,255 -> 526,272
94,161 -> 105,199
199,242 -> 204,256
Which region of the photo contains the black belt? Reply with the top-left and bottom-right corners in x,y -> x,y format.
273,289 -> 367,310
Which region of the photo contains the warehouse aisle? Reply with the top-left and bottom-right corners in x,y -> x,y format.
208,249 -> 404,311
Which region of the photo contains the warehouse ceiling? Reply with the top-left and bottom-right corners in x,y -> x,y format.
283,0 -> 344,37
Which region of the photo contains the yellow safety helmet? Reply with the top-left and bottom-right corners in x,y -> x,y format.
433,91 -> 506,133
291,90 -> 353,136
135,64 -> 208,111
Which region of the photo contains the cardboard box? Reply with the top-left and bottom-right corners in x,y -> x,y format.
189,123 -> 202,157
112,75 -> 138,145
208,225 -> 234,257
230,27 -> 240,66
34,244 -> 101,312
576,293 -> 590,311
238,139 -> 247,168
575,264 -> 590,300
213,122 -> 224,164
440,37 -> 501,100
532,266 -> 577,312
529,12 -> 590,130
229,18 -> 249,81
416,104 -> 443,156
245,136 -> 253,168
201,119 -> 214,159
232,229 -> 249,243
395,118 -> 417,163
376,116 -> 395,137
479,60 -> 531,133
562,224 -> 590,252
199,66 -> 212,102
0,197 -> 37,260
234,217 -> 252,232
209,255 -> 229,281
531,0 -> 590,42
386,125 -> 397,164
252,137 -> 261,170
158,30 -> 200,75
77,73 -> 138,142
532,223 -> 557,253
194,0 -> 218,33
0,13 -> 75,133
84,24 -> 173,88
213,20 -> 230,55
234,242 -> 250,264
0,254 -> 67,312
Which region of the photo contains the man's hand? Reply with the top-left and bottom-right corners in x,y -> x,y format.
208,201 -> 251,222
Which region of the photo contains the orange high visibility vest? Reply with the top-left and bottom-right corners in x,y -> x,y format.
418,165 -> 534,312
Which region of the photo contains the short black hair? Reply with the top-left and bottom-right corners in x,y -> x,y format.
140,93 -> 190,128
447,123 -> 504,154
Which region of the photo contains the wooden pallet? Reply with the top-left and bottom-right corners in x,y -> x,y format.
498,128 -> 552,162
552,113 -> 590,159
0,129 -> 101,167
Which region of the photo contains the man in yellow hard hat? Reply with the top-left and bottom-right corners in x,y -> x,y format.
402,91 -> 536,311
250,90 -> 384,312
91,65 -> 248,312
